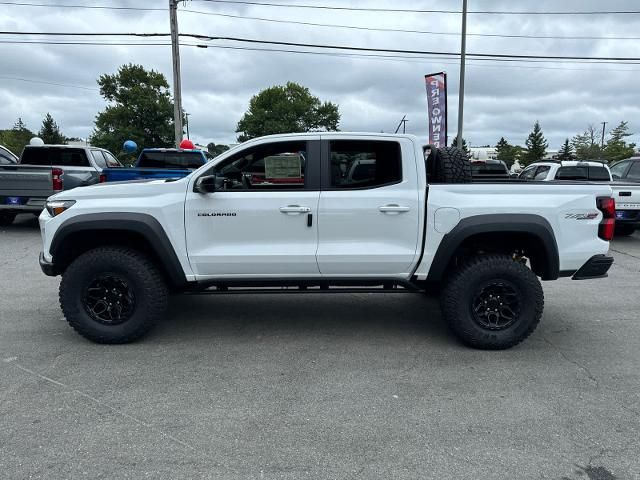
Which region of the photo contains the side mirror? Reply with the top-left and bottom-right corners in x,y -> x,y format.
194,174 -> 217,194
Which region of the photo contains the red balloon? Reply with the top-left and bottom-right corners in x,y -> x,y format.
179,139 -> 195,150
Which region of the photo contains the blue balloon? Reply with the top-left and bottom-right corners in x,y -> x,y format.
123,140 -> 137,153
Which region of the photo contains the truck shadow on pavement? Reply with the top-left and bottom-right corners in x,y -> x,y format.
152,292 -> 455,346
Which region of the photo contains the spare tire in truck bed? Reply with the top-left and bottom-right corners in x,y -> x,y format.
428,146 -> 472,183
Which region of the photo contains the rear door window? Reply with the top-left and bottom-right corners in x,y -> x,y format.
328,140 -> 402,189
102,151 -> 122,167
91,150 -> 107,169
519,166 -> 537,180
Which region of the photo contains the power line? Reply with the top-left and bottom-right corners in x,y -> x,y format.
191,35 -> 640,63
3,2 -> 639,41
194,0 -> 640,15
0,75 -> 98,91
180,9 -> 640,41
2,34 -> 640,65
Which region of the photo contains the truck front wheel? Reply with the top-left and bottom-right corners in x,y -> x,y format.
441,255 -> 544,349
59,247 -> 168,343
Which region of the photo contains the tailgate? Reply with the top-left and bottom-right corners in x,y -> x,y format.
612,183 -> 640,210
0,165 -> 53,197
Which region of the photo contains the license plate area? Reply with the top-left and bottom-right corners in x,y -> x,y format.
4,196 -> 22,205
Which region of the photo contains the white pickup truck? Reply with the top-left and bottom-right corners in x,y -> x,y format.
38,133 -> 615,349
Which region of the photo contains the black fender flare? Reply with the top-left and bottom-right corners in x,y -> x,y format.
50,212 -> 187,287
425,214 -> 560,282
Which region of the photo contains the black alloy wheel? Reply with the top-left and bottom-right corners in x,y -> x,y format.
471,280 -> 521,331
82,274 -> 136,325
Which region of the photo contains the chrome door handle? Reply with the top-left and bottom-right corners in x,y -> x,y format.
379,204 -> 410,213
279,205 -> 311,214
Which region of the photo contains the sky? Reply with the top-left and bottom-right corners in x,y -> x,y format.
0,0 -> 639,150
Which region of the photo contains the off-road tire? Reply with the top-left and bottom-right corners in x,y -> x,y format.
434,146 -> 472,183
59,247 -> 168,344
0,211 -> 16,226
441,255 -> 544,350
615,225 -> 635,237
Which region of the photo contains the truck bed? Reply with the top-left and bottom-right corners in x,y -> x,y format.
102,167 -> 194,182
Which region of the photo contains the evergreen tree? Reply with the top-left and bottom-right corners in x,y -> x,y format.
603,121 -> 636,163
557,138 -> 574,160
523,121 -> 548,166
452,136 -> 470,157
38,113 -> 66,144
495,137 -> 517,168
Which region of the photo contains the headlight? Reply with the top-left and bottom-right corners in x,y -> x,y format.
45,200 -> 75,217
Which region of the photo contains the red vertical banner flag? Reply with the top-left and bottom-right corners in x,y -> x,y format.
424,72 -> 447,148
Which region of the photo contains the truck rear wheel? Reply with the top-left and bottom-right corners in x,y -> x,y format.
0,211 -> 16,226
441,255 -> 544,349
434,146 -> 472,183
59,247 -> 168,344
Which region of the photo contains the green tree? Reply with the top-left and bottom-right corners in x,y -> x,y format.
207,143 -> 230,157
236,82 -> 340,142
572,125 -> 602,160
495,137 -> 519,168
38,113 -> 66,144
557,138 -> 574,160
90,64 -> 176,154
522,121 -> 548,166
0,118 -> 34,156
452,136 -> 470,157
603,121 -> 636,162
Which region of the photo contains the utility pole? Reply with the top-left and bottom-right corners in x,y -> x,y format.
456,0 -> 468,148
600,121 -> 607,149
169,0 -> 183,147
185,112 -> 190,140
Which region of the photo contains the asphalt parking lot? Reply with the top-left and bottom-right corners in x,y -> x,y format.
1,214 -> 639,480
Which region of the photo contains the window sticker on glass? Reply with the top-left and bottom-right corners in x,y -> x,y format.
264,153 -> 303,180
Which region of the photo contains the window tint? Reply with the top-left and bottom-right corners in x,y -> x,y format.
213,141 -> 307,190
20,147 -> 89,166
555,166 -> 588,180
137,151 -> 204,169
471,163 -> 508,175
534,166 -> 551,180
588,166 -> 611,181
91,150 -> 107,169
329,140 -> 402,189
609,161 -> 629,178
627,162 -> 640,181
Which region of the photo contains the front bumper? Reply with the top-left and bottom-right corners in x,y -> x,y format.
572,254 -> 614,280
39,251 -> 60,276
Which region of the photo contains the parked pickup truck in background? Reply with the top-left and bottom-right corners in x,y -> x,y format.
39,133 -> 615,349
0,144 -> 121,226
101,148 -> 210,182
0,145 -> 18,165
520,160 -> 640,236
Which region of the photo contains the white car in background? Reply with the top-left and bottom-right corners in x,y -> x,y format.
520,160 -> 640,236
519,160 -> 611,182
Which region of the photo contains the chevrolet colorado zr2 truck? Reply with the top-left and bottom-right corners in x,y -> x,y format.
38,133 -> 615,349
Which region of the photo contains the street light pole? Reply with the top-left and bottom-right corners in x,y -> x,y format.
185,112 -> 190,140
169,0 -> 184,147
600,121 -> 607,149
456,0 -> 468,148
